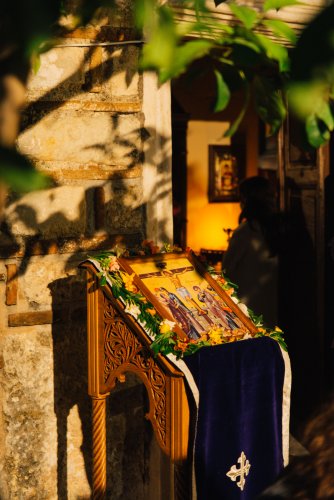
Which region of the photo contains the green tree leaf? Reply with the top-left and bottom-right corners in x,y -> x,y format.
31,52 -> 41,74
305,115 -> 330,148
194,0 -> 209,18
224,80 -> 250,136
257,34 -> 290,71
232,37 -> 262,54
214,70 -> 231,112
229,4 -> 258,30
228,27 -> 264,67
263,0 -> 301,12
253,76 -> 286,134
159,39 -> 212,83
262,19 -> 297,44
287,81 -> 326,118
0,147 -> 52,192
316,101 -> 334,131
139,5 -> 177,73
134,0 -> 156,30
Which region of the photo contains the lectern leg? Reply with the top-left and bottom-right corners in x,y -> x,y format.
92,397 -> 107,499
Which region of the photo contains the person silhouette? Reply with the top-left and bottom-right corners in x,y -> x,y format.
223,176 -> 281,328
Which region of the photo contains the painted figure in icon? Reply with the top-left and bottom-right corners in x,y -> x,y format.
221,158 -> 234,193
193,285 -> 241,330
160,269 -> 208,316
138,266 -> 208,317
215,153 -> 238,198
207,285 -> 244,329
155,287 -> 205,340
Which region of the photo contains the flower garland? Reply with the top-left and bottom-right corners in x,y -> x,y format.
90,241 -> 287,359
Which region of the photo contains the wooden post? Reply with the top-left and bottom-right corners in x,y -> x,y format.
92,397 -> 107,499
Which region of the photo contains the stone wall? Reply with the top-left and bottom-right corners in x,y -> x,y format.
0,6 -> 172,499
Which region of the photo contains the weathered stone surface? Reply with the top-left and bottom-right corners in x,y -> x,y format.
8,310 -> 53,327
25,100 -> 142,112
16,255 -> 84,309
27,47 -> 87,94
104,178 -> 144,233
0,270 -> 91,499
67,405 -> 91,498
0,234 -> 143,259
106,373 -> 152,499
26,38 -> 142,105
104,46 -> 141,100
0,328 -> 58,499
5,264 -> 18,305
19,110 -> 143,167
5,186 -> 87,238
34,161 -> 143,180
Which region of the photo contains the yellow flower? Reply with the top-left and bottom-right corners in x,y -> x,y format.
160,324 -> 170,334
146,308 -> 156,316
274,326 -> 282,333
207,327 -> 224,345
199,333 -> 209,342
121,272 -> 137,292
159,319 -> 176,334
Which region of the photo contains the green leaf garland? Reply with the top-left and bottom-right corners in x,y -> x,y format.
91,246 -> 287,358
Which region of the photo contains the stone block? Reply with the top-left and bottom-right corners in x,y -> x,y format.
8,311 -> 53,327
0,329 -> 58,499
5,186 -> 86,238
5,263 -> 18,305
19,110 -> 143,167
12,254 -> 84,310
26,40 -> 142,104
104,178 -> 144,233
27,47 -> 87,96
102,46 -> 141,100
34,161 -> 142,181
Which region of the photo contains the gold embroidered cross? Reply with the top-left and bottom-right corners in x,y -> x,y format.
226,451 -> 251,491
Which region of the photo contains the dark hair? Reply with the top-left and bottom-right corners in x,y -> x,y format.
238,176 -> 280,256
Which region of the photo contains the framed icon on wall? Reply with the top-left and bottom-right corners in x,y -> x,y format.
208,145 -> 238,202
208,134 -> 246,203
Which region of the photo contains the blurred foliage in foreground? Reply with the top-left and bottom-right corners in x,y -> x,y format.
0,0 -> 112,193
1,0 -> 334,192
135,0 -> 334,149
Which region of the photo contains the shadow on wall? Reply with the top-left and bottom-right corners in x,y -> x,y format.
106,378 -> 154,499
0,25 -> 174,497
49,276 -> 92,499
1,117 -> 173,277
49,276 -> 156,499
0,89 -> 173,497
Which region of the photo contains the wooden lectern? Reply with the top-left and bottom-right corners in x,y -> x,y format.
81,261 -> 191,499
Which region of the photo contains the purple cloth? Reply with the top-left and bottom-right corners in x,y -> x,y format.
184,337 -> 285,500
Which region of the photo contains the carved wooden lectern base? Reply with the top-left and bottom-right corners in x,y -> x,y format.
82,263 -> 191,499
